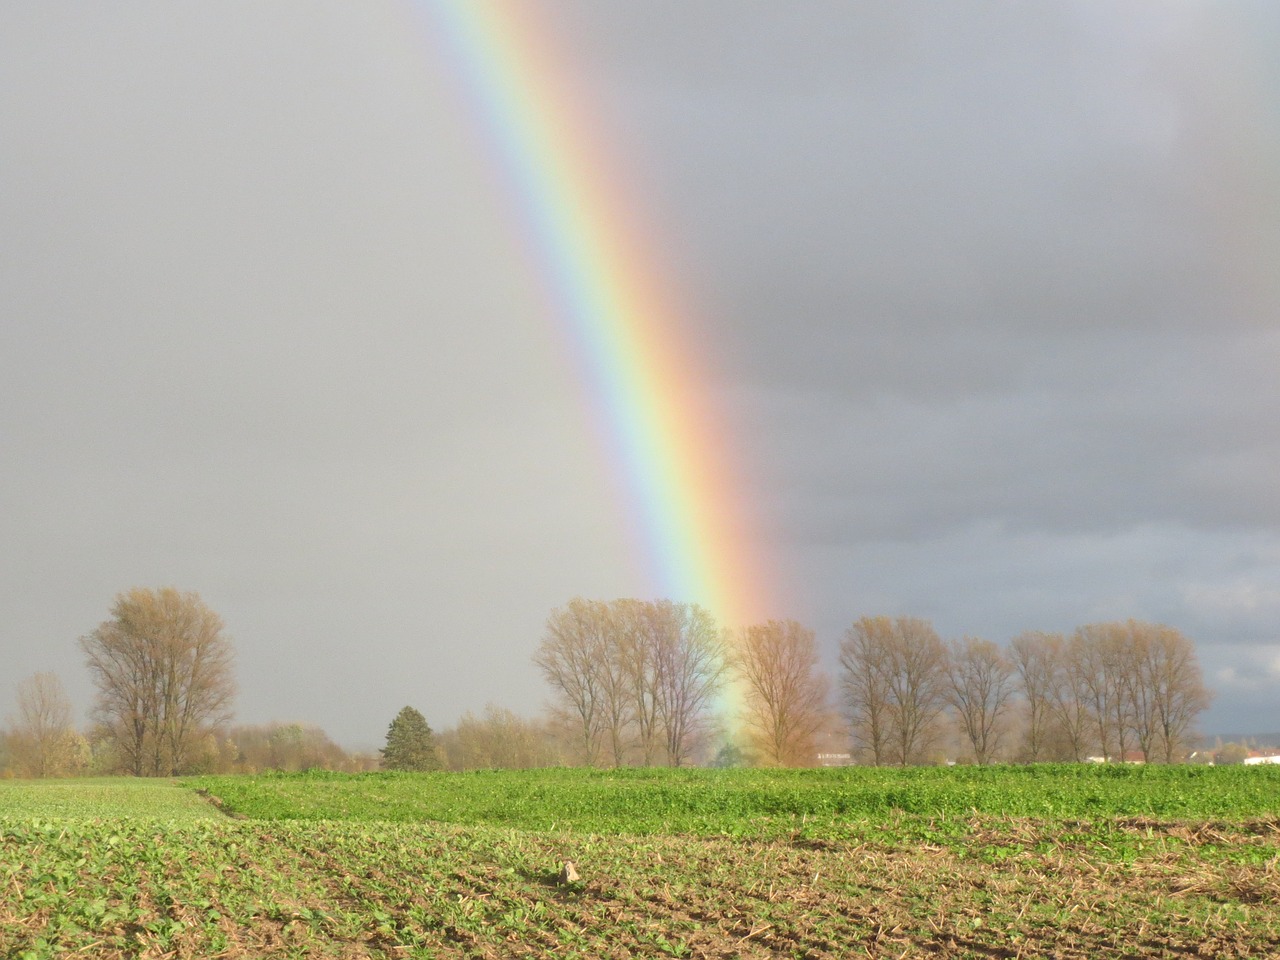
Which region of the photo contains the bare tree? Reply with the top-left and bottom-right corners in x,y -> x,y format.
840,617 -> 895,765
536,597 -> 728,768
615,598 -> 663,765
1074,623 -> 1145,761
534,598 -> 609,766
1061,621 -> 1212,763
840,616 -> 948,766
651,601 -> 727,766
1008,631 -> 1062,762
592,603 -> 636,767
1122,622 -> 1160,762
80,587 -> 235,776
1072,626 -> 1115,760
614,599 -> 729,767
1052,635 -> 1096,762
1117,621 -> 1210,763
9,672 -> 80,778
1145,624 -> 1211,762
945,637 -> 1015,764
1107,626 -> 1142,762
226,722 -> 351,773
439,704 -> 561,770
733,619 -> 830,766
880,617 -> 949,766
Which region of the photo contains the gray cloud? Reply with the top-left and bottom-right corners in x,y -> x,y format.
2,1 -> 1278,743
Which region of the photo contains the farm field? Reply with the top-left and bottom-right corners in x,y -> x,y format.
1,767 -> 1278,959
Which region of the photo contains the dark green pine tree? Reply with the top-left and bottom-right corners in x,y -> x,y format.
380,706 -> 440,771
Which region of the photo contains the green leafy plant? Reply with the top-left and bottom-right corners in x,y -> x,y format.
2,769 -> 1279,958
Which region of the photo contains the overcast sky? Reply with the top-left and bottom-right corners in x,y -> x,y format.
4,2 -> 1279,747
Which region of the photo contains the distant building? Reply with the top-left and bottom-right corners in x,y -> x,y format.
813,729 -> 854,766
1243,755 -> 1280,765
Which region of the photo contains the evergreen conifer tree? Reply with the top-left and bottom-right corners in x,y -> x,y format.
381,706 -> 439,771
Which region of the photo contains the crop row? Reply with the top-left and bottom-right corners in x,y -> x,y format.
0,778 -> 218,822
189,764 -> 1280,835
3,810 -> 1279,958
3,770 -> 1279,958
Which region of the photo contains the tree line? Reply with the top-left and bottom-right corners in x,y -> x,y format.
534,600 -> 1215,767
533,598 -> 728,767
0,670 -> 384,778
1,585 -> 570,777
0,587 -> 1221,777
3,587 -> 238,778
0,587 -> 377,778
841,617 -> 1211,766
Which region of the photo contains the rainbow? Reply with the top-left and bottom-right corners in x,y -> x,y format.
418,2 -> 773,636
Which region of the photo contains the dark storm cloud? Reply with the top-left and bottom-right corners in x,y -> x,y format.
551,3 -> 1280,516
544,2 -> 1280,730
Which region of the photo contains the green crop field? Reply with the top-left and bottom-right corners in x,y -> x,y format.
0,778 -> 219,822
2,767 -> 1279,958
